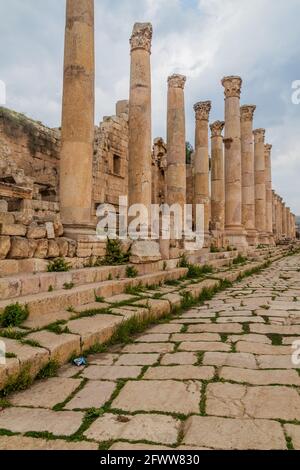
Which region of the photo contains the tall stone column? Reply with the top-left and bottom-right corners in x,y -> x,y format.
286,207 -> 291,239
166,74 -> 187,210
272,190 -> 277,241
128,23 -> 161,263
221,76 -> 247,248
193,101 -> 211,246
210,121 -> 225,242
60,0 -> 95,228
128,23 -> 152,213
278,197 -> 283,239
282,201 -> 287,237
264,144 -> 275,245
240,105 -> 257,245
254,129 -> 268,244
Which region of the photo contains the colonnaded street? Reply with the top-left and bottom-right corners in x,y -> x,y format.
0,253 -> 300,450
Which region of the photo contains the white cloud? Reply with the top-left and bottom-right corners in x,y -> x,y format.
0,0 -> 299,213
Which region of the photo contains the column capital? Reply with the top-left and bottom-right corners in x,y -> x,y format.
168,74 -> 186,89
253,128 -> 265,142
264,143 -> 272,155
210,120 -> 225,137
130,22 -> 153,53
240,105 -> 256,121
194,101 -> 211,121
221,76 -> 242,98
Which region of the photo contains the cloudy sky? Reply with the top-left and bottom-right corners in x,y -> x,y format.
1,0 -> 300,214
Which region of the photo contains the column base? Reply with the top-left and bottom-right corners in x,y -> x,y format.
130,240 -> 162,264
225,226 -> 248,249
258,233 -> 270,245
267,233 -> 276,246
246,229 -> 259,247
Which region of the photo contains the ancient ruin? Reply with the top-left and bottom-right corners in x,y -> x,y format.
0,0 -> 299,452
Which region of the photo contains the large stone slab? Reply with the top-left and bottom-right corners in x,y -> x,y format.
122,343 -> 174,354
220,366 -> 300,385
236,341 -> 291,355
4,338 -> 49,377
206,383 -> 300,421
67,314 -> 123,350
188,324 -> 243,333
112,380 -> 201,414
257,355 -> 299,369
135,333 -> 170,343
82,365 -> 142,380
202,352 -> 257,369
115,353 -> 160,366
183,416 -> 286,450
178,341 -> 230,352
161,352 -> 198,365
0,436 -> 98,450
64,381 -> 116,410
0,407 -> 84,436
84,413 -> 180,445
10,377 -> 82,408
27,330 -> 81,364
143,365 -> 215,380
171,333 -> 220,342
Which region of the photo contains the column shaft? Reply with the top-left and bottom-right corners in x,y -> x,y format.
60,0 -> 95,227
254,129 -> 268,244
210,121 -> 225,236
240,105 -> 257,245
265,144 -> 274,244
128,23 -> 153,213
166,74 -> 187,210
193,101 -> 211,242
222,76 -> 247,248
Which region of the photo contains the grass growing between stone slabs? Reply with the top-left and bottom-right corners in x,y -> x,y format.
0,255 -> 282,402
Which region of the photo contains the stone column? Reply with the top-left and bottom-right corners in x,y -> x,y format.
272,190 -> 277,241
193,101 -> 211,246
286,207 -> 291,239
60,0 -> 95,228
128,23 -> 161,263
254,129 -> 268,244
221,76 -> 247,248
264,144 -> 275,245
240,105 -> 257,245
166,74 -> 187,210
128,23 -> 152,213
210,121 -> 225,241
282,201 -> 287,237
278,197 -> 283,239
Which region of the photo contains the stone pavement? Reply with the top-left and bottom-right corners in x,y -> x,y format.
0,254 -> 300,450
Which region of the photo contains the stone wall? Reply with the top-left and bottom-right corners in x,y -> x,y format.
0,107 -> 60,200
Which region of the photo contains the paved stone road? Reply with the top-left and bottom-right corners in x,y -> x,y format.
0,254 -> 300,450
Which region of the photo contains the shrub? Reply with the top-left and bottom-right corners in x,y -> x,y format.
233,254 -> 248,265
47,258 -> 71,273
0,303 -> 29,328
126,266 -> 138,278
100,239 -> 130,266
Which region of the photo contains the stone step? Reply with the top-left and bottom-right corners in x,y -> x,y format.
0,267 -> 188,318
0,250 -> 295,393
0,258 -> 180,301
0,256 -> 281,393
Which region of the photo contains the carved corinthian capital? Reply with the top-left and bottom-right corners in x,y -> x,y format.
194,101 -> 211,121
264,143 -> 272,154
210,120 -> 225,137
240,105 -> 256,122
253,128 -> 265,143
130,23 -> 153,53
221,76 -> 242,98
168,74 -> 186,89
